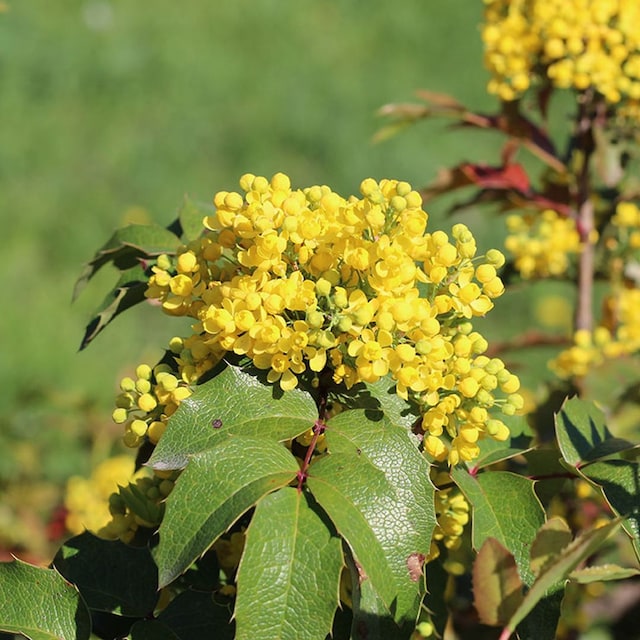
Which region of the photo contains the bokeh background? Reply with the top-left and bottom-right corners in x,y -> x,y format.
1,0 -> 526,559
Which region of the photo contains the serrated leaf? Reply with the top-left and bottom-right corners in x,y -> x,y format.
53,531 -> 158,617
473,537 -> 524,626
234,488 -> 343,640
581,459 -> 640,558
177,196 -> 213,241
569,564 -> 640,583
319,409 -> 435,626
156,590 -> 234,639
150,364 -> 317,471
500,519 -> 622,638
451,469 -> 544,587
79,266 -> 148,350
362,377 -> 421,430
0,558 -> 91,640
154,435 -> 298,587
529,517 -> 573,578
555,397 -> 634,467
74,224 -> 180,299
305,454 -> 398,618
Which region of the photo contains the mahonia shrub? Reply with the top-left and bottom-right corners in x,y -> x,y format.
3,4 -> 640,640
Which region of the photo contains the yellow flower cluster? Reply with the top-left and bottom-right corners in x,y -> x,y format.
99,471 -> 177,543
144,173 -> 521,465
64,455 -> 136,535
552,283 -> 640,377
483,0 -> 640,102
426,471 -> 470,573
112,361 -> 192,449
504,209 -> 582,279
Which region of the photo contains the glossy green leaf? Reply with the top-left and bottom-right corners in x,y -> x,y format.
79,266 -> 148,349
581,459 -> 640,558
555,397 -> 634,467
306,454 -> 398,618
53,531 -> 158,616
150,364 -> 318,471
320,409 -> 435,626
156,590 -> 234,639
500,519 -> 622,638
177,196 -> 214,241
234,488 -> 343,640
154,435 -> 298,587
0,559 -> 91,640
473,537 -> 524,626
74,223 -> 180,299
452,468 -> 544,587
569,564 -> 640,584
529,517 -> 573,578
362,377 -> 420,430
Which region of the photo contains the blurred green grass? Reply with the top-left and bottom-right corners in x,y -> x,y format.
1,0 -> 498,418
1,0 -> 514,553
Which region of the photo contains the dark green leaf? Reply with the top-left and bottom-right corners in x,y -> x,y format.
581,459 -> 640,558
555,397 -> 634,467
451,468 -> 544,587
79,266 -> 148,349
74,224 -> 180,299
157,590 -> 234,639
320,409 -> 436,626
154,435 -> 298,587
0,559 -> 91,640
129,619 -> 181,640
177,196 -> 214,242
234,488 -> 343,640
150,364 -> 317,471
53,531 -> 158,617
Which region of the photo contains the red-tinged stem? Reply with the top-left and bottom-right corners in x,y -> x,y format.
572,91 -> 604,333
296,386 -> 328,492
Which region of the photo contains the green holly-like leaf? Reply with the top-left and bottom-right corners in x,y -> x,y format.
154,435 -> 299,587
473,537 -> 524,627
581,459 -> 640,559
321,410 -> 434,627
74,223 -> 181,299
234,488 -> 343,640
53,531 -> 158,617
79,265 -> 148,350
555,397 -> 635,467
150,364 -> 318,471
305,454 -> 397,623
0,558 -> 91,640
176,196 -> 214,242
155,590 -> 235,639
362,377 -> 421,430
306,410 -> 435,630
451,468 -> 544,587
499,519 -> 623,639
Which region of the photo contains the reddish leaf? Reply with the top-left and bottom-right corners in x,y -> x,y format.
461,162 -> 531,193
473,537 -> 524,626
